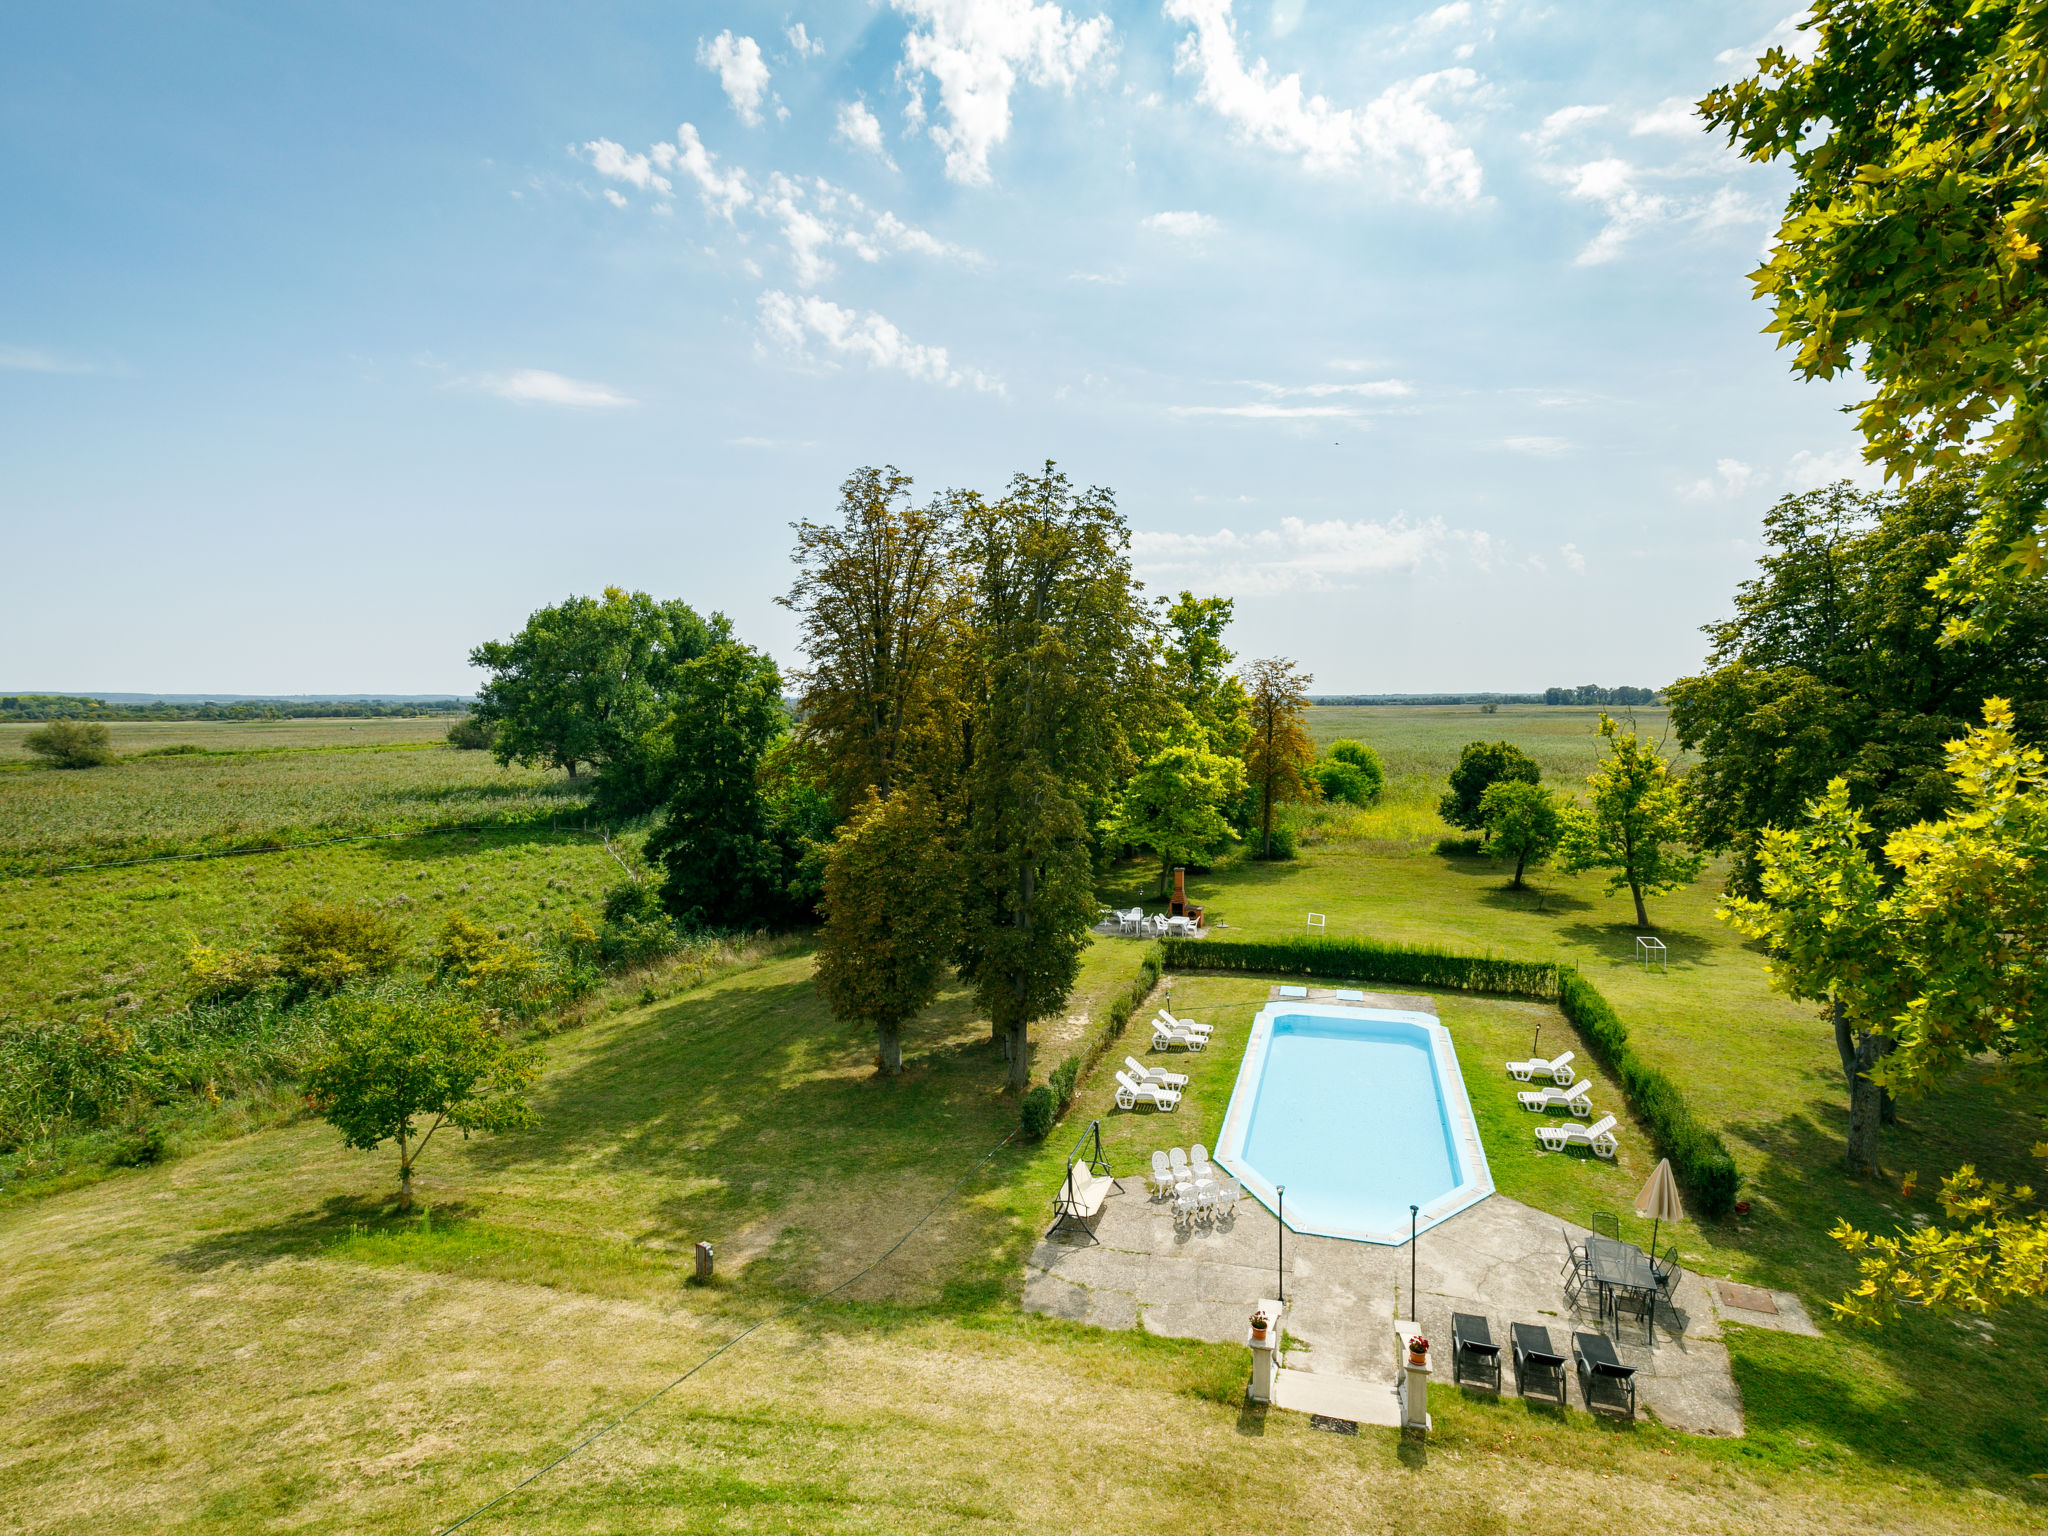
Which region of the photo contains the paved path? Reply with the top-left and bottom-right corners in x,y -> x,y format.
1023,1179 -> 1744,1437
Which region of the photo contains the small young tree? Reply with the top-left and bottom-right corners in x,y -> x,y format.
1103,742 -> 1246,891
814,787 -> 960,1075
1241,657 -> 1316,858
1326,739 -> 1385,801
1480,779 -> 1561,888
23,720 -> 117,768
1558,717 -> 1705,928
275,901 -> 407,994
1439,740 -> 1541,834
302,989 -> 542,1210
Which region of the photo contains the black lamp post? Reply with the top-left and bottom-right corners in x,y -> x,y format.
1277,1185 -> 1286,1304
1409,1204 -> 1419,1321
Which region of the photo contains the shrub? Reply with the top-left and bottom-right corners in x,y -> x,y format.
135,743 -> 208,758
446,714 -> 496,751
23,720 -> 116,769
434,912 -> 547,1016
275,901 -> 406,993
1325,739 -> 1385,801
1257,822 -> 1299,860
1019,1084 -> 1057,1140
184,943 -> 280,1005
1314,759 -> 1375,805
1049,1054 -> 1081,1111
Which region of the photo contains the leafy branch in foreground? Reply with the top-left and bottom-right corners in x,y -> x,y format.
1833,1162 -> 2048,1325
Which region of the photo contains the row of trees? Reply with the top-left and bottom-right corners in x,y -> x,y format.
1541,685 -> 1658,706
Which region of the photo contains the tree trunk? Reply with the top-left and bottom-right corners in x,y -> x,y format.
1512,846 -> 1529,888
877,1022 -> 903,1076
397,1130 -> 414,1212
1007,1021 -> 1030,1093
1628,876 -> 1649,930
1833,998 -> 1886,1175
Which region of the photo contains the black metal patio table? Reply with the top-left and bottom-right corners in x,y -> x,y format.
1584,1234 -> 1660,1343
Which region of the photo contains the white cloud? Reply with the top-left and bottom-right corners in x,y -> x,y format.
758,290 -> 1000,389
603,188 -> 629,208
662,124 -> 754,219
469,369 -> 636,409
699,31 -> 772,125
1143,210 -> 1219,238
1631,96 -> 1700,137
1133,514 -> 1471,594
1785,446 -> 1882,491
1503,435 -> 1569,455
892,0 -> 1115,186
1172,402 -> 1362,419
1717,11 -> 1816,67
1165,0 -> 1482,199
1678,457 -> 1762,501
1247,378 -> 1412,399
0,345 -> 91,373
835,99 -> 893,163
785,22 -> 823,57
1414,2 -> 1472,34
1561,543 -> 1586,573
1533,104 -> 1608,145
583,139 -> 673,196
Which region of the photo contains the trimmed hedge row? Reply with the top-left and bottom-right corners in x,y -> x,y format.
1556,968 -> 1739,1216
1022,943 -> 1165,1141
1162,936 -> 1558,1000
1159,935 -> 1740,1217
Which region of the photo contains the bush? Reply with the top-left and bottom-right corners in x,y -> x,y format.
1257,822 -> 1299,860
1019,1084 -> 1057,1140
23,720 -> 116,768
1325,740 -> 1385,801
184,943 -> 280,1005
446,715 -> 496,750
1049,1054 -> 1081,1111
1314,759 -> 1375,806
135,743 -> 208,758
275,901 -> 407,993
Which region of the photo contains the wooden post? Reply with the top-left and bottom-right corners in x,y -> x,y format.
695,1241 -> 714,1283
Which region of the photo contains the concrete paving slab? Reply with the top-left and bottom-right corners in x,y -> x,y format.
1708,1281 -> 1822,1338
1272,1367 -> 1403,1427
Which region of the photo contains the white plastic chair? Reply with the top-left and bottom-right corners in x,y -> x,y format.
1148,1150 -> 1176,1197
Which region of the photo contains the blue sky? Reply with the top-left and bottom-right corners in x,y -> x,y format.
0,2 -> 1864,696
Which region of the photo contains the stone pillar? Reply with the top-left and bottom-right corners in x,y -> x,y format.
1395,1320 -> 1431,1432
1248,1297 -> 1283,1403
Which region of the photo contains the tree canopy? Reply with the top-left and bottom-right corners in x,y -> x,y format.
1669,473 -> 2048,894
1439,740 -> 1541,834
1162,592 -> 1253,758
1558,717 -> 1704,929
1241,657 -> 1316,858
1103,741 -> 1246,886
1481,779 -> 1562,889
1701,1 -> 2048,619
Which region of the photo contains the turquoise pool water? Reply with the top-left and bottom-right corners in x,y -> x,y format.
1215,1004 -> 1492,1244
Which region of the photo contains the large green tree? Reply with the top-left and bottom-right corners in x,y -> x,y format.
1480,779 -> 1562,890
814,787 -> 960,1076
469,587 -> 718,810
955,463 -> 1147,1092
781,466 -> 962,810
1241,657 -> 1317,858
1669,474 -> 2048,895
1102,741 -> 1246,892
302,989 -> 541,1211
1438,740 -> 1541,835
1701,1 -> 2048,623
1161,592 -> 1253,758
645,640 -> 796,930
1558,717 -> 1705,929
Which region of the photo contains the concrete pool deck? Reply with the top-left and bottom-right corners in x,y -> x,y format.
1023,1168 -> 1746,1437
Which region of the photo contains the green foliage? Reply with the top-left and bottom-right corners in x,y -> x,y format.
1557,717 -> 1705,929
814,787 -> 960,1075
273,901 -> 406,994
1438,740 -> 1541,832
182,943 -> 279,1005
1479,779 -> 1561,888
301,986 -> 541,1208
23,720 -> 116,769
1018,1083 -> 1056,1140
1668,474 -> 2048,896
1048,1053 -> 1081,1110
469,586 -> 718,811
1242,656 -> 1317,857
0,695 -> 467,721
445,715 -> 495,751
1163,592 -> 1253,758
1103,741 -> 1245,879
647,640 -> 798,931
1701,1 -> 2048,617
1325,739 -> 1385,798
1313,758 -> 1373,806
1555,969 -> 1741,1216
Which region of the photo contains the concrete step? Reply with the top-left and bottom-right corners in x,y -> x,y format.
1271,1366 -> 1402,1427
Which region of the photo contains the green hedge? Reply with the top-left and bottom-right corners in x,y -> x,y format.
1023,943 -> 1164,1140
1162,936 -> 1558,999
1159,936 -> 1740,1217
1557,968 -> 1739,1216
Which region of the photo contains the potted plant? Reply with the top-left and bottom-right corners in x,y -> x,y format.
1250,1309 -> 1270,1343
1407,1334 -> 1430,1367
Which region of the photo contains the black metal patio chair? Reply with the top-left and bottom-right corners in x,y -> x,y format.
1451,1312 -> 1501,1391
1573,1330 -> 1638,1418
1511,1322 -> 1567,1403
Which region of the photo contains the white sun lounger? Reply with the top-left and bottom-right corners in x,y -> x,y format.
1535,1113 -> 1617,1158
1115,1071 -> 1181,1112
1506,1050 -> 1575,1085
1155,1009 -> 1213,1037
1518,1079 -> 1595,1117
1152,1021 -> 1207,1052
1126,1055 -> 1189,1089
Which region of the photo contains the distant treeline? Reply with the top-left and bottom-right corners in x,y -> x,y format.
0,694 -> 473,722
1308,688 -> 1660,707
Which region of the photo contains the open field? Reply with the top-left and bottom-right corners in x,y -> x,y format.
0,717 -> 462,761
4,704 -> 2046,1528
0,729 -> 585,876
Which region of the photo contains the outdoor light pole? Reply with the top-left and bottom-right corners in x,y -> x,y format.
1409,1204 -> 1419,1320
1277,1185 -> 1285,1304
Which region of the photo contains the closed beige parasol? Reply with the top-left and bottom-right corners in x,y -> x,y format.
1634,1157 -> 1684,1257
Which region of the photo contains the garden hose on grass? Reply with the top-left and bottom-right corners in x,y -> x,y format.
433,1126 -> 1021,1534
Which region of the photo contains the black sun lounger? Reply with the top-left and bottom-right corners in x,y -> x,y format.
1511,1322 -> 1567,1402
1451,1312 -> 1501,1391
1573,1331 -> 1639,1417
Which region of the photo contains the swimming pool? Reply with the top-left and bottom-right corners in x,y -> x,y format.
1213,1002 -> 1493,1244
